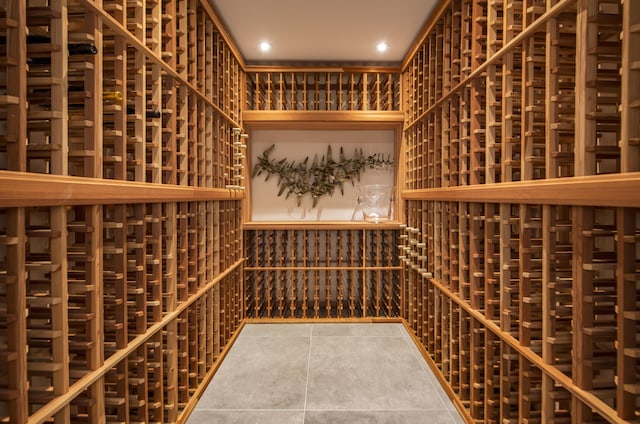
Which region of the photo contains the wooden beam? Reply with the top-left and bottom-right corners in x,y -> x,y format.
243,221 -> 402,230
0,171 -> 244,207
401,173 -> 640,207
242,110 -> 404,128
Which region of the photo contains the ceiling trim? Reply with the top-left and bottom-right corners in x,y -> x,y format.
200,0 -> 247,69
401,0 -> 450,71
244,65 -> 402,73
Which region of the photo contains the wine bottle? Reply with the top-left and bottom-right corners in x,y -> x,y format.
126,107 -> 161,118
3,34 -> 98,65
103,91 -> 123,102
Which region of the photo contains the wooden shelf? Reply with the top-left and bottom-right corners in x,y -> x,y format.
242,110 -> 404,129
243,221 -> 403,230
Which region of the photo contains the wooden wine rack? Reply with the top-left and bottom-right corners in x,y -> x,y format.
245,68 -> 401,111
402,0 -> 640,423
2,0 -> 639,422
0,0 -> 245,422
244,225 -> 401,319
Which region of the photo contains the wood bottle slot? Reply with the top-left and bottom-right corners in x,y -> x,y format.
546,6 -> 577,179
576,0 -> 623,177
24,206 -> 70,420
25,1 -> 67,177
500,203 -> 520,338
616,208 -> 640,419
66,206 -> 102,416
519,204 -> 543,353
103,204 -> 130,353
176,202 -> 188,301
621,0 -> 640,171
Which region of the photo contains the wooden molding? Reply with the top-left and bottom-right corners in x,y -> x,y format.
245,65 -> 402,73
242,110 -> 404,129
401,173 -> 640,207
243,220 -> 403,230
401,0 -> 451,72
0,171 -> 245,207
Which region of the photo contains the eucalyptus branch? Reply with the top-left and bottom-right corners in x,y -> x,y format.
252,144 -> 394,208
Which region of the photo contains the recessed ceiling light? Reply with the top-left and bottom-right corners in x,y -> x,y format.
260,41 -> 272,52
377,42 -> 388,53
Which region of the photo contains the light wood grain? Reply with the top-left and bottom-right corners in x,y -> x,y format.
0,171 -> 244,207
402,173 -> 640,207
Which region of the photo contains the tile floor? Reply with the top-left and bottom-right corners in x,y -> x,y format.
187,323 -> 466,424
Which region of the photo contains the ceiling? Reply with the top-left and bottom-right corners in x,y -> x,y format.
209,0 -> 439,65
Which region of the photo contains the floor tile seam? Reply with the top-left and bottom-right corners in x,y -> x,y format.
400,329 -> 434,374
309,335 -> 408,337
192,408 -> 452,412
302,408 -> 455,412
238,336 -> 312,339
302,330 -> 313,421
191,408 -> 306,412
395,327 -> 454,411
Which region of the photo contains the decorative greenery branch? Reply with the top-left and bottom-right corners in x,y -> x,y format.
252,144 -> 394,208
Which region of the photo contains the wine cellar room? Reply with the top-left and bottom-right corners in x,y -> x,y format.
0,0 -> 639,423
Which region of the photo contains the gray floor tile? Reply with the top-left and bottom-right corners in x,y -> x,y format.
311,322 -> 406,337
431,379 -> 460,411
187,409 -> 304,424
305,335 -> 446,410
195,336 -> 310,410
448,409 -> 468,424
187,323 -> 466,424
241,323 -> 312,337
400,334 -> 459,412
304,409 -> 456,424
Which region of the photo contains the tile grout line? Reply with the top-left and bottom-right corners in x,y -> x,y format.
400,326 -> 462,418
302,326 -> 313,423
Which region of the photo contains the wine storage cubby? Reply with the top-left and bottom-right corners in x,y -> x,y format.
402,0 -> 636,190
1,0 -> 243,187
0,0 -> 246,422
402,0 -> 640,422
402,201 -> 639,423
244,226 -> 401,319
0,199 -> 244,423
245,69 -> 401,111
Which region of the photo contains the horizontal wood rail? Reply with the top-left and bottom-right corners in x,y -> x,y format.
244,266 -> 403,271
0,171 -> 244,207
243,111 -> 404,128
243,221 -> 403,230
402,173 -> 640,208
245,65 -> 402,73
